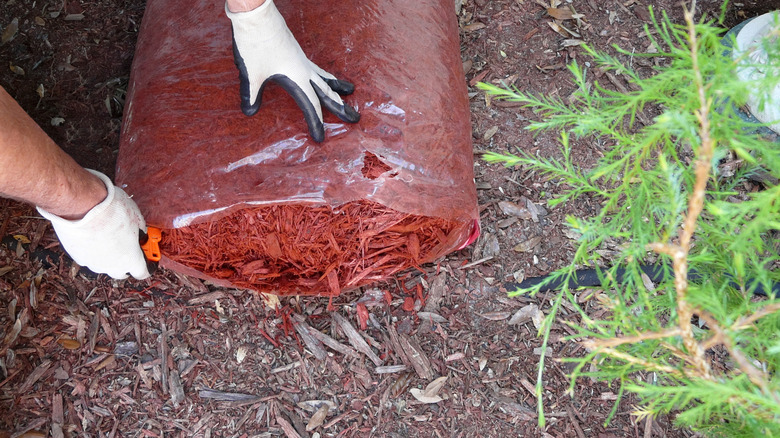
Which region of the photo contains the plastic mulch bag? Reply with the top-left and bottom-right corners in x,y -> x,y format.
117,0 -> 479,295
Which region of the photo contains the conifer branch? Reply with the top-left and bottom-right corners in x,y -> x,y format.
646,3 -> 715,381
583,328 -> 681,349
733,303 -> 780,330
697,312 -> 777,403
480,0 -> 780,430
589,347 -> 701,379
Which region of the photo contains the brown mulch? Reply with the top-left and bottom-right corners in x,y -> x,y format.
0,210 -> 677,437
3,0 -> 778,436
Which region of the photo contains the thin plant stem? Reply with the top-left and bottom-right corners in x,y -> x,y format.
648,2 -> 714,380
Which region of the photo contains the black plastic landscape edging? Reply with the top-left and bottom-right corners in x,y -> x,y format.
506,264 -> 780,297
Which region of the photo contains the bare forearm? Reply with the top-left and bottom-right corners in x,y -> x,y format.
0,86 -> 106,220
226,0 -> 266,12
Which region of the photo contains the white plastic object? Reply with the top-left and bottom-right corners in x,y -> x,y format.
734,11 -> 780,134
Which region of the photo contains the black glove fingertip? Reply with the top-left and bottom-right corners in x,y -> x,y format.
231,32 -> 262,116
310,120 -> 325,143
343,103 -> 361,123
272,75 -> 325,143
311,80 -> 361,125
241,81 -> 268,117
323,77 -> 355,95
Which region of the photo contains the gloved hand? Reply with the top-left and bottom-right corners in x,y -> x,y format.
37,170 -> 151,280
226,0 -> 360,143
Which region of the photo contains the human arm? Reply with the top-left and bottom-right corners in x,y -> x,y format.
225,0 -> 360,142
0,86 -> 150,279
0,87 -> 106,219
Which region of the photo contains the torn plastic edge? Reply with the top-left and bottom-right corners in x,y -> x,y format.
457,219 -> 480,250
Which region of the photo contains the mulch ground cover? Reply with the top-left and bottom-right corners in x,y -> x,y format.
2,0 -> 778,436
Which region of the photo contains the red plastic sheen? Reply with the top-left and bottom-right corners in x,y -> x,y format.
117,0 -> 479,281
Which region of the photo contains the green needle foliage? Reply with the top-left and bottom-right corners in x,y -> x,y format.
478,3 -> 780,436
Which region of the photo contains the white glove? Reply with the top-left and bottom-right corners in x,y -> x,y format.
37,170 -> 151,280
226,0 -> 360,142
734,11 -> 780,134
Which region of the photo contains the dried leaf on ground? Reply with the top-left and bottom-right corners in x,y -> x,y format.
547,7 -> 574,20
9,63 -> 24,76
641,272 -> 656,291
262,292 -> 281,309
562,38 -> 585,47
1,18 -> 18,44
297,400 -> 337,413
12,235 -> 30,244
410,376 -> 448,404
424,376 -> 448,397
187,291 -> 226,305
236,346 -> 247,363
498,201 -> 533,219
3,318 -> 21,347
93,355 -> 116,371
548,21 -> 569,36
306,404 -> 330,431
508,304 -> 544,330
464,22 -> 486,32
514,236 -> 543,253
483,125 -> 499,141
479,311 -> 511,321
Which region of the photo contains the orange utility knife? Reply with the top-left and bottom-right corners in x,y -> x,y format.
140,226 -> 162,264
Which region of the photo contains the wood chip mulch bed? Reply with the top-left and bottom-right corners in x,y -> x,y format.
0,200 -> 688,437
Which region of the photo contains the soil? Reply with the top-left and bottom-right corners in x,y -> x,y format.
1,0 -> 778,437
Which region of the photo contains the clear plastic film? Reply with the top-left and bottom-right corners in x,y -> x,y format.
117,0 -> 479,295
